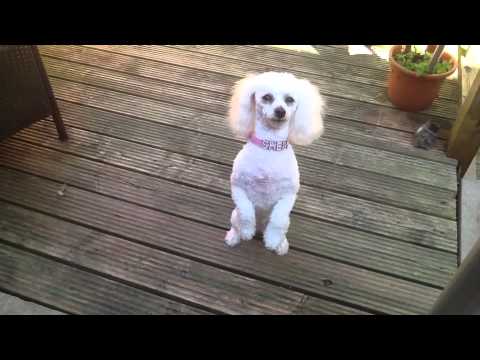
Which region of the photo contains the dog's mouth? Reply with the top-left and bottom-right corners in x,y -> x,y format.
266,116 -> 287,128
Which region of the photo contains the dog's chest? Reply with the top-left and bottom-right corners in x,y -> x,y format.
241,169 -> 277,190
231,144 -> 300,206
233,168 -> 298,207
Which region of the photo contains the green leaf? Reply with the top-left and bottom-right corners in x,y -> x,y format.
432,60 -> 452,74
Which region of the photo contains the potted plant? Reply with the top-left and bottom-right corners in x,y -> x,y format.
387,45 -> 458,112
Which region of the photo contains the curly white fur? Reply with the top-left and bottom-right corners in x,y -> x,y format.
225,72 -> 325,255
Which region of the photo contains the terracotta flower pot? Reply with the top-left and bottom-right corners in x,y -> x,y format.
387,45 -> 458,112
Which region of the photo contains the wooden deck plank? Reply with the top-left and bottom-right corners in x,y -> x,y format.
42,44 -> 457,102
38,47 -> 451,139
44,75 -> 458,191
40,49 -> 455,170
169,45 -> 393,89
167,45 -> 459,102
0,138 -> 456,287
39,46 -> 453,163
271,45 -> 391,72
42,45 -> 453,137
0,44 -> 458,315
0,242 -> 210,315
78,45 -> 458,121
0,202 -> 361,315
115,44 -> 458,119
0,167 -> 442,314
50,100 -> 456,219
10,123 -> 457,253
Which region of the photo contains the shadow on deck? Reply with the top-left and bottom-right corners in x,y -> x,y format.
0,45 -> 459,314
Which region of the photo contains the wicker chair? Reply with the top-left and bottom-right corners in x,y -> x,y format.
0,45 -> 67,142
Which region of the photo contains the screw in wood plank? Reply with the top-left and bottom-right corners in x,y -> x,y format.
57,184 -> 67,196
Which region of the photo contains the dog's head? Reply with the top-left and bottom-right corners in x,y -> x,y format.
228,72 -> 325,145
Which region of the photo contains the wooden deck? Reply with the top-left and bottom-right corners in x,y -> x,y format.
0,45 -> 459,314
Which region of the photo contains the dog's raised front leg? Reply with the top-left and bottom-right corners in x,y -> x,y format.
225,186 -> 256,247
264,193 -> 297,255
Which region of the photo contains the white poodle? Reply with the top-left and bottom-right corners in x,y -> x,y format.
225,72 -> 326,255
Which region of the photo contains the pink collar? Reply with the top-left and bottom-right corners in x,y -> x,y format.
248,133 -> 289,151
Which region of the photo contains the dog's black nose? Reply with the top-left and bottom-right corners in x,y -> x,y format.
274,107 -> 286,118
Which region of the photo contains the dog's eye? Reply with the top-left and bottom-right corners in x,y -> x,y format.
262,94 -> 274,102
285,96 -> 295,104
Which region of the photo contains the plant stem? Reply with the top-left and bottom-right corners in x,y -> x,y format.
428,45 -> 445,74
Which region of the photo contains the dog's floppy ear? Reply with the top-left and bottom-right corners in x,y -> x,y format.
228,74 -> 257,139
289,79 -> 326,145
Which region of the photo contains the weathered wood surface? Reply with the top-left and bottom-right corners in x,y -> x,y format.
0,138 -> 457,288
39,46 -> 454,164
0,202 -> 362,315
0,242 -> 211,315
448,71 -> 480,176
0,45 -> 459,314
42,45 -> 450,138
76,44 -> 455,138
46,100 -> 458,219
0,168 -> 442,314
168,45 -> 459,102
73,45 -> 458,124
42,76 -> 458,191
460,46 -> 480,104
8,123 -> 458,252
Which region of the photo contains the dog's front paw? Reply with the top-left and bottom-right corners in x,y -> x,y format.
264,236 -> 289,255
263,230 -> 282,252
264,226 -> 289,255
275,238 -> 289,256
239,223 -> 255,241
225,229 -> 241,247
